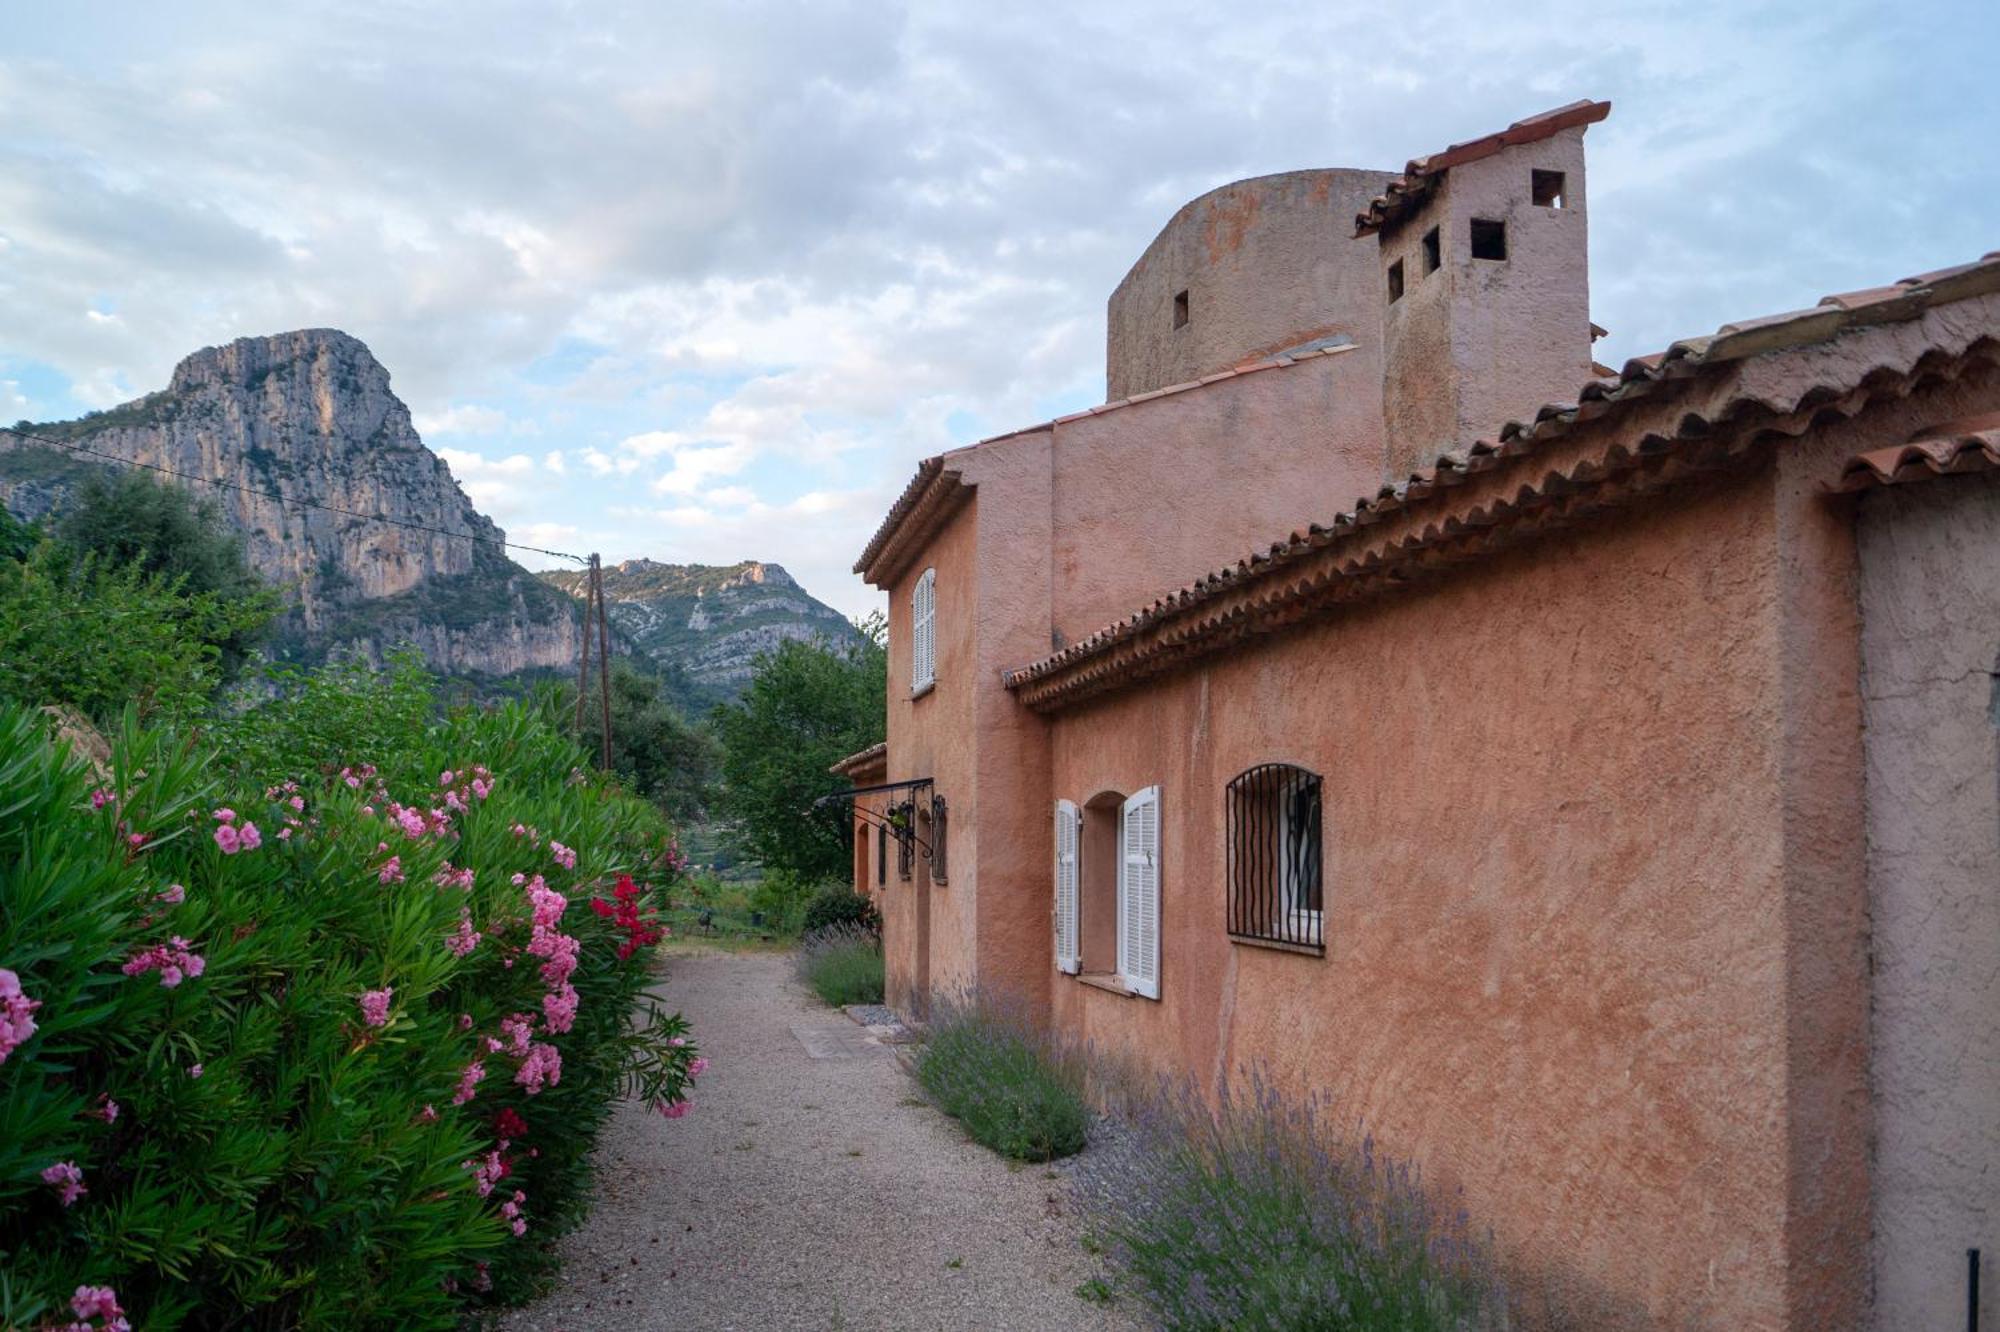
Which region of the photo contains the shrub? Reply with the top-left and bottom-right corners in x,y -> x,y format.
0,542 -> 276,726
801,884 -> 879,937
1075,1074 -> 1505,1330
914,1002 -> 1090,1162
0,670 -> 707,1328
794,922 -> 885,1007
746,866 -> 813,935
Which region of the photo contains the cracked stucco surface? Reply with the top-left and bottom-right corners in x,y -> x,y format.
1857,471 -> 2000,1329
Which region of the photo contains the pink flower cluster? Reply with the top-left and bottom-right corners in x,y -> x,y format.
452,1058 -> 486,1105
445,909 -> 482,957
435,863 -> 475,892
212,805 -> 262,855
60,1284 -> 129,1332
0,967 -> 39,1063
42,1160 -> 86,1206
516,1041 -> 562,1094
500,1189 -> 528,1236
358,987 -> 393,1028
121,936 -> 205,988
650,1035 -> 710,1118
378,856 -> 405,885
466,1149 -> 507,1197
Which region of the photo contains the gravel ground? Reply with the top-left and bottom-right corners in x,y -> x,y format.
499,951 -> 1140,1332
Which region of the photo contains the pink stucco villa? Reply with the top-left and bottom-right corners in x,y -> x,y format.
836,100 -> 2000,1329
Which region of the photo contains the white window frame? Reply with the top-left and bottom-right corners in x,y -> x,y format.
1053,799 -> 1080,974
911,566 -> 936,695
1117,785 -> 1161,1000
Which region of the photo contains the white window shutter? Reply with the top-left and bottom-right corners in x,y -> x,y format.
1054,800 -> 1080,974
1119,786 -> 1160,999
912,567 -> 936,691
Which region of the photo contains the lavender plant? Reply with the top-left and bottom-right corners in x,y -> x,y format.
794,921 -> 885,1006
1076,1072 -> 1507,1330
913,999 -> 1091,1162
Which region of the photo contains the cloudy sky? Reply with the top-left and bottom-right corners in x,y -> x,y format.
3,1 -> 1994,618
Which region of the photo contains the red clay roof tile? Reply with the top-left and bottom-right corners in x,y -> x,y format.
1354,100 -> 1611,236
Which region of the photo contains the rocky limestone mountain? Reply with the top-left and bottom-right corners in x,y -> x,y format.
541,559 -> 862,704
0,329 -> 579,676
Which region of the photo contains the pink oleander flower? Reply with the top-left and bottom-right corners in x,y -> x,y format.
90,787 -> 113,810
121,937 -> 205,988
70,1284 -> 127,1329
452,1058 -> 486,1105
41,1160 -> 86,1206
541,984 -> 578,1034
90,1094 -> 119,1123
515,1042 -> 562,1095
528,927 -> 579,990
656,1098 -> 691,1119
445,911 -> 482,957
213,823 -> 241,854
510,822 -> 529,838
157,883 -> 184,905
440,770 -> 455,787
212,807 -> 236,823
471,777 -> 493,800
444,789 -> 466,813
395,805 -> 427,840
378,856 -> 404,885
126,831 -> 147,849
188,1062 -> 203,1078
343,768 -> 362,789
289,795 -> 305,811
500,1188 -> 528,1236
525,877 -> 566,928
499,1012 -> 536,1057
435,864 -> 475,892
419,1104 -> 438,1122
236,821 -> 262,851
465,1149 -> 506,1197
510,872 -> 526,886
458,1013 -> 474,1030
0,968 -> 40,1063
687,1056 -> 710,1078
668,1035 -> 688,1048
358,987 -> 393,1028
277,827 -> 293,841
549,840 -> 577,870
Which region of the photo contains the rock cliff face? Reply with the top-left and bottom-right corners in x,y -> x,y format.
0,329 -> 579,676
541,559 -> 861,700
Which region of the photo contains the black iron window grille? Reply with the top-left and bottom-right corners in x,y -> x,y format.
1226,763 -> 1324,953
876,823 -> 887,886
895,797 -> 915,881
929,794 -> 948,884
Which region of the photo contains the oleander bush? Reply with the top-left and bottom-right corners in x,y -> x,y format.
1075,1074 -> 1506,1331
0,670 -> 707,1330
794,922 -> 885,1007
914,1001 -> 1091,1162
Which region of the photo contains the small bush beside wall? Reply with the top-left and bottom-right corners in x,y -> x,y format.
801,884 -> 880,937
913,1004 -> 1090,1162
794,922 -> 885,1007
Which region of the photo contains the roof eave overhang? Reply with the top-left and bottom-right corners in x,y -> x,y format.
854,459 -> 974,589
1006,257 -> 2000,714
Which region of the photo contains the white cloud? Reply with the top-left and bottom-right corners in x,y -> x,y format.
414,403 -> 508,436
543,449 -> 566,474
437,447 -> 536,476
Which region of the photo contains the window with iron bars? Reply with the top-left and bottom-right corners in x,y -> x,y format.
1226,763 -> 1324,953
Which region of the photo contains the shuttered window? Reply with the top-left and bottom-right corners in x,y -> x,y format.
1118,786 -> 1161,999
1054,799 -> 1080,974
911,567 -> 937,693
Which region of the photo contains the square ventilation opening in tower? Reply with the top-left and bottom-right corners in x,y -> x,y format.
1471,218 -> 1507,261
1172,290 -> 1190,329
1532,169 -> 1567,208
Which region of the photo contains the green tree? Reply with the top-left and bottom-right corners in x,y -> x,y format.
712,616 -> 885,880
571,656 -> 722,822
56,468 -> 281,674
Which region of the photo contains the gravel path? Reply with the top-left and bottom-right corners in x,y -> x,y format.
500,950 -> 1139,1332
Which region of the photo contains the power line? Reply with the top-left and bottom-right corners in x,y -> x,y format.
0,423 -> 588,565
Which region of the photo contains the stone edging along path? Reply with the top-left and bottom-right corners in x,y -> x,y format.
499,950 -> 1137,1332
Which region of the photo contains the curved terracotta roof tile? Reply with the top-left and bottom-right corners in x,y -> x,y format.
1840,414 -> 2000,489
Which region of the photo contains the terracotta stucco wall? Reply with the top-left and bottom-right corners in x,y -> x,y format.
1050,349 -> 1388,644
1106,168 -> 1394,402
1857,471 -> 2000,1330
1044,470 -> 1797,1327
883,499 -> 982,1014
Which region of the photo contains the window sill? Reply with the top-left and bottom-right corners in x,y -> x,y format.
910,681 -> 935,701
1227,933 -> 1325,958
1075,971 -> 1137,997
